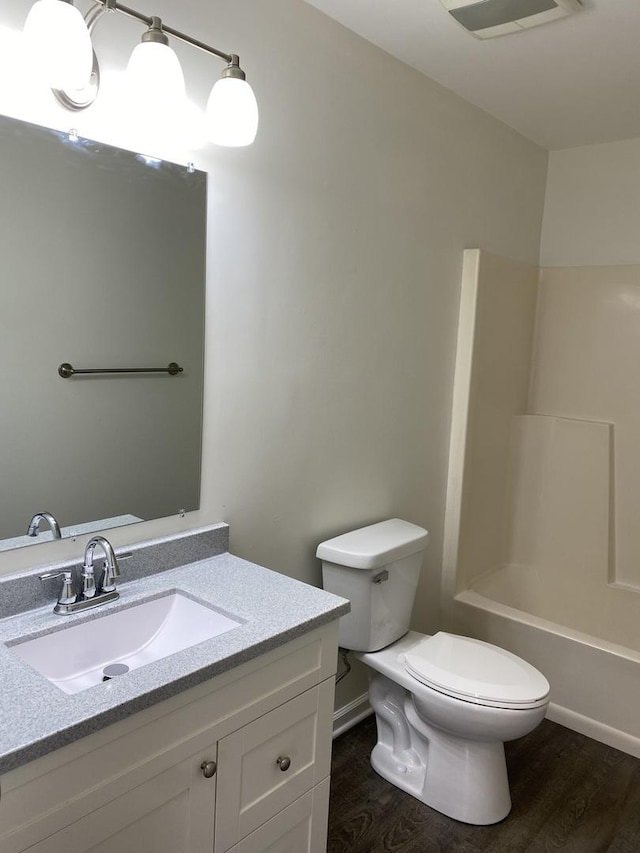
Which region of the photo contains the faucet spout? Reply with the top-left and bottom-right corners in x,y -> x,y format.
27,512 -> 62,539
84,536 -> 121,593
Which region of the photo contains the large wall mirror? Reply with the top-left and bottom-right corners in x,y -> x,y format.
0,113 -> 206,553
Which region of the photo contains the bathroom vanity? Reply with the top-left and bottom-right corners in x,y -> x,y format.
0,524 -> 348,853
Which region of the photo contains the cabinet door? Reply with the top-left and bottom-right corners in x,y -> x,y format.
21,750 -> 217,853
215,681 -> 333,852
229,778 -> 330,853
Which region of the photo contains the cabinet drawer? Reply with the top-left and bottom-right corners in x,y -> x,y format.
215,680 -> 334,852
229,777 -> 330,853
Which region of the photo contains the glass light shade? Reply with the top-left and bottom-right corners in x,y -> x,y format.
205,77 -> 259,147
126,41 -> 185,109
23,0 -> 93,91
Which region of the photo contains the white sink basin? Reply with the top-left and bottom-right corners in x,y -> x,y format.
9,592 -> 243,694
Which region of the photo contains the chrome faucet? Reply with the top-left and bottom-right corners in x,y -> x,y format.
83,536 -> 122,596
40,536 -> 131,615
27,511 -> 62,539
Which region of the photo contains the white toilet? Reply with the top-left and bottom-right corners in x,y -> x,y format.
318,518 -> 550,826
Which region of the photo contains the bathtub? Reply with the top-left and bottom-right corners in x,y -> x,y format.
443,574 -> 640,759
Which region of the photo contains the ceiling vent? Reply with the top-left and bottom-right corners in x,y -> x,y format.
441,0 -> 582,39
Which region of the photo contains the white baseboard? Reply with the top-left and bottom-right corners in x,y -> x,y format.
547,702 -> 640,759
332,692 -> 372,739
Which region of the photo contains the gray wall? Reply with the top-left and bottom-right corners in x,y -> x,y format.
0,0 -> 548,709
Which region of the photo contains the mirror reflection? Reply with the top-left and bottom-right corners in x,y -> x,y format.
0,113 -> 206,552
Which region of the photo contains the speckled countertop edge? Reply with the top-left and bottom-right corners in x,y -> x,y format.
0,552 -> 349,775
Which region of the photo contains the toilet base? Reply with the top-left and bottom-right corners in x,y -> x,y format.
369,674 -> 512,825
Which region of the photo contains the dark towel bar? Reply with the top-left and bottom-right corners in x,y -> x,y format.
58,362 -> 183,378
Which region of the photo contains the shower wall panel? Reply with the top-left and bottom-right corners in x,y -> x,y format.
505,414 -> 612,586
443,249 -> 539,595
532,265 -> 640,589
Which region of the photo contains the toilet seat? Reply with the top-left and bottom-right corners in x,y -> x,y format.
403,632 -> 550,710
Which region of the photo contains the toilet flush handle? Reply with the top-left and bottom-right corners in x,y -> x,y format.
372,570 -> 389,584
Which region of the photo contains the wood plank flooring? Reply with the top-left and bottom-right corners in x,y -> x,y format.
328,716 -> 640,853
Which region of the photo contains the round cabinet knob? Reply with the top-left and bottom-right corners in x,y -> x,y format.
200,760 -> 217,779
277,755 -> 291,772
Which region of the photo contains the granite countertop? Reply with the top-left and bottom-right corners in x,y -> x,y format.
0,547 -> 349,775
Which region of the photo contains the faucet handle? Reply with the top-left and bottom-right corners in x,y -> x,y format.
101,564 -> 118,593
105,551 -> 134,591
39,571 -> 77,605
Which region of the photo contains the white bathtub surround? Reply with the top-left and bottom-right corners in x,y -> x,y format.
503,414 -> 613,604
541,139 -> 640,268
441,249 -> 539,603
532,266 -> 640,591
442,249 -> 640,756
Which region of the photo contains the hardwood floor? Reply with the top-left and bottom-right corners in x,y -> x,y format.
328,715 -> 640,853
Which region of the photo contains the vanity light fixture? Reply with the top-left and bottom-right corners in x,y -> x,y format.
22,0 -> 259,147
126,15 -> 185,111
23,0 -> 94,90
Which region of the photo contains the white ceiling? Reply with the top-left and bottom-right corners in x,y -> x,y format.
302,0 -> 640,150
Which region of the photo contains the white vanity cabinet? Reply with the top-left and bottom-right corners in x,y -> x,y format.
0,623 -> 338,853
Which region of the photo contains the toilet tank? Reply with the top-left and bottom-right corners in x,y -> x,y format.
317,519 -> 428,652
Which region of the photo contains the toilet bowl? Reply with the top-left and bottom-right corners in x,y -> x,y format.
317,519 -> 550,825
357,630 -> 549,824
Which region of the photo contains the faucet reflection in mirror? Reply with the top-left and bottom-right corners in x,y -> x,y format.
22,0 -> 259,147
26,511 -> 62,539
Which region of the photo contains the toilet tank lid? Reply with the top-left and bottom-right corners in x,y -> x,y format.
316,519 -> 428,570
